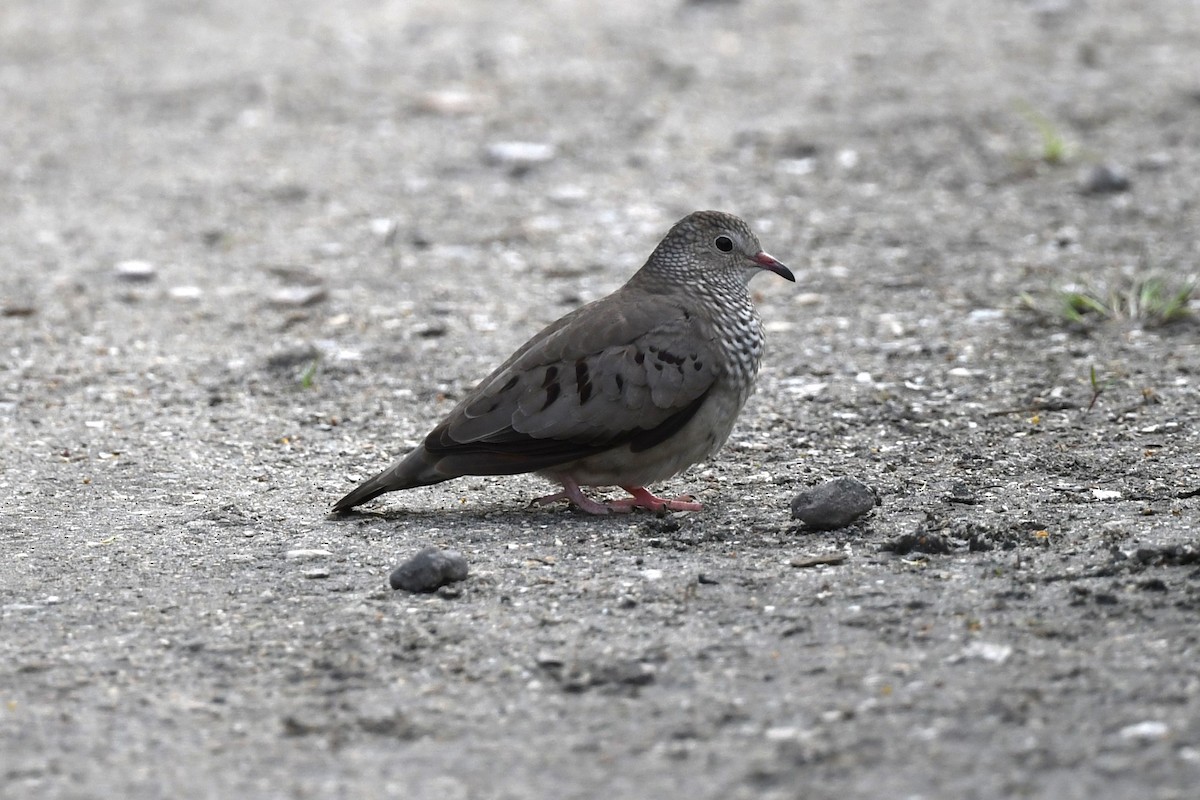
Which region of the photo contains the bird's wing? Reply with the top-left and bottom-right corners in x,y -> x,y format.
423,288 -> 722,475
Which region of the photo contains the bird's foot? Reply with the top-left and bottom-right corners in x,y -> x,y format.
609,486 -> 703,513
530,480 -> 702,515
530,478 -> 617,515
530,489 -> 614,513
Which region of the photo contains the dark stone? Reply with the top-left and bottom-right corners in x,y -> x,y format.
946,481 -> 980,505
1134,543 -> 1200,566
357,711 -> 420,739
281,715 -> 325,737
1079,163 -> 1131,195
883,531 -> 954,555
790,477 -> 878,530
389,548 -> 469,593
968,533 -> 995,552
551,659 -> 657,694
789,553 -> 848,568
265,344 -> 319,371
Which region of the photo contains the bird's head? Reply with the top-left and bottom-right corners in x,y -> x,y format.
642,210 -> 795,289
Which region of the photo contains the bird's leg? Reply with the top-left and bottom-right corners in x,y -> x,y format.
531,476 -> 617,515
608,486 -> 703,513
532,479 -> 702,515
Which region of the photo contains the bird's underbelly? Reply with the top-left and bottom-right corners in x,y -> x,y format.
538,385 -> 750,488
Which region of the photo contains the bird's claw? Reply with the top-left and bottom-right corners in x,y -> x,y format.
530,483 -> 702,515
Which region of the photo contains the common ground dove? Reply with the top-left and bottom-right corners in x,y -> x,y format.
332,210 -> 793,515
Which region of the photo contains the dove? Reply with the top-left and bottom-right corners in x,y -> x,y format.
332,210 -> 794,515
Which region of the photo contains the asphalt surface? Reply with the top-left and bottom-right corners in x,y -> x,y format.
3,2 -> 1200,798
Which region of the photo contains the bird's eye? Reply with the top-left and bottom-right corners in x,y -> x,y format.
714,235 -> 733,252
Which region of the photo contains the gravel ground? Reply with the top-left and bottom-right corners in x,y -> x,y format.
3,1 -> 1200,798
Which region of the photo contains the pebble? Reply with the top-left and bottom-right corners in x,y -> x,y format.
485,141 -> 556,169
1079,163 -> 1131,194
268,285 -> 327,308
955,640 -> 1013,664
265,344 -> 319,371
416,89 -> 480,116
966,308 -> 1005,324
369,217 -> 398,242
790,477 -> 878,530
302,568 -> 330,579
883,531 -> 954,555
286,548 -> 332,561
545,658 -> 657,693
389,548 -> 469,593
357,710 -> 419,738
1133,543 -> 1200,566
1118,720 -> 1169,741
314,242 -> 344,259
113,260 -> 157,282
945,481 -> 980,504
549,185 -> 588,205
790,553 -> 848,568
168,285 -> 204,301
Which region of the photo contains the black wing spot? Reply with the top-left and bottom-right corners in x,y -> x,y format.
541,366 -> 559,388
575,361 -> 592,405
541,381 -> 561,411
634,352 -> 645,365
694,361 -> 703,371
500,374 -> 520,393
615,374 -> 625,391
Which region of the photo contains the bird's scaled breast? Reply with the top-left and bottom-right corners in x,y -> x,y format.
714,302 -> 766,389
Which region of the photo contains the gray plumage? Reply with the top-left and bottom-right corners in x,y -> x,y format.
332,210 -> 794,515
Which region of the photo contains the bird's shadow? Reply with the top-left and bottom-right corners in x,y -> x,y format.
325,501 -> 678,527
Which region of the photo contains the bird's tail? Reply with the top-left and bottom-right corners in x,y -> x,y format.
330,446 -> 446,513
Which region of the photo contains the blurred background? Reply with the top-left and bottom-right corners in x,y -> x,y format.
4,5 -> 1200,799
4,0 -> 1197,321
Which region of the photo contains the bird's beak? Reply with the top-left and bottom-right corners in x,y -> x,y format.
752,251 -> 795,282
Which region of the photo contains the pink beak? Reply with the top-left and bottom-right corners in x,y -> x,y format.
752,251 -> 795,282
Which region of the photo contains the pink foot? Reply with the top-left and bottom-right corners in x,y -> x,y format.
531,477 -> 617,515
609,486 -> 703,513
530,480 -> 702,515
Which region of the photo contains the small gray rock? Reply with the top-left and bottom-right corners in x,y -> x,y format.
416,89 -> 480,116
268,285 -> 327,308
389,548 -> 469,593
484,141 -> 556,173
882,531 -> 953,556
113,260 -> 157,282
265,343 -> 319,371
485,140 -> 556,164
791,477 -> 878,530
1079,163 -> 1130,195
286,548 -> 332,561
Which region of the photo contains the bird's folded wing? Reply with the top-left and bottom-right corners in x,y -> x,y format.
424,295 -> 720,472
